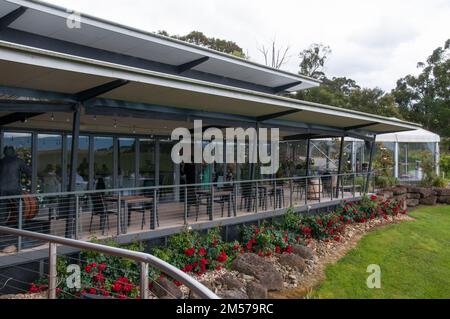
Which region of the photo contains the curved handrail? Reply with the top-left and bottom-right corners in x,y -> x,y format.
0,226 -> 219,299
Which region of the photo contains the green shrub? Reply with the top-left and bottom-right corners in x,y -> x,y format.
441,155 -> 450,178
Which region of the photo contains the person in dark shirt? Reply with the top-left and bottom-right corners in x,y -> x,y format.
0,146 -> 32,226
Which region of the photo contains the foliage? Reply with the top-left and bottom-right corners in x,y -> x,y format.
374,176 -> 398,189
298,43 -> 331,80
314,206 -> 450,299
441,154 -> 450,178
418,156 -> 445,187
29,197 -> 407,299
157,30 -> 247,58
392,39 -> 450,138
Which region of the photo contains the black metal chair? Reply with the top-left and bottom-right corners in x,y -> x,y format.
89,194 -> 117,235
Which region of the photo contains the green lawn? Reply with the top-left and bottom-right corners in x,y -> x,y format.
314,205 -> 450,299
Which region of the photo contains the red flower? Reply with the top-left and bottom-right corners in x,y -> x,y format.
29,283 -> 40,294
89,288 -> 97,295
200,258 -> 208,265
258,251 -> 264,257
118,294 -> 127,299
84,265 -> 92,273
184,248 -> 196,256
102,291 -> 110,297
334,236 -> 341,242
193,261 -> 199,268
91,263 -> 97,268
370,195 -> 378,201
275,246 -> 281,254
295,236 -> 301,242
233,244 -> 240,251
56,288 -> 62,295
98,263 -> 107,272
339,215 -> 345,221
123,283 -> 133,292
215,266 -> 222,271
246,241 -> 253,251
183,264 -> 193,272
198,248 -> 207,256
265,251 -> 273,257
94,273 -> 105,283
284,245 -> 293,254
118,277 -> 129,284
173,280 -> 182,287
217,251 -> 228,263
112,283 -> 122,292
255,228 -> 260,235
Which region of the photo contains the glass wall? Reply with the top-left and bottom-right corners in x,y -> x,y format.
2,132 -> 32,193
67,135 -> 90,191
398,142 -> 435,180
139,138 -> 155,187
159,141 -> 175,186
93,137 -> 114,189
118,138 -> 136,188
37,134 -> 62,193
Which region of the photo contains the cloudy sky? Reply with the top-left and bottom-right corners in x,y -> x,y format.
46,0 -> 450,91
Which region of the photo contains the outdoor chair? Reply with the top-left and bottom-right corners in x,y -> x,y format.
269,181 -> 285,209
88,193 -> 118,235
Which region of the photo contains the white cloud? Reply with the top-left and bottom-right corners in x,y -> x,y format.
43,0 -> 450,91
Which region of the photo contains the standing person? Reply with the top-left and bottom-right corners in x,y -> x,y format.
0,146 -> 32,226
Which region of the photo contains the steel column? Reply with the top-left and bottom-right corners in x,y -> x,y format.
365,139 -> 376,193
336,137 -> 345,198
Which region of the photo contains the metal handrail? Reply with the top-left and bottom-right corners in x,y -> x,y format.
0,171 -> 374,201
0,226 -> 219,300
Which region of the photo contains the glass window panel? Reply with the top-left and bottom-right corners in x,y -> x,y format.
37,134 -> 62,194
118,138 -> 136,188
139,139 -> 155,187
2,132 -> 32,193
94,137 -> 114,189
159,141 -> 175,187
67,136 -> 89,191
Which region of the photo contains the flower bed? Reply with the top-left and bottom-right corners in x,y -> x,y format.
28,195 -> 407,299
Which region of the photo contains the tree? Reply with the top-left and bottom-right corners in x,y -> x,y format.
392,39 -> 450,137
298,43 -> 331,80
157,30 -> 247,58
258,39 -> 290,69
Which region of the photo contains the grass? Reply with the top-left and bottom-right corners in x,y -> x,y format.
314,205 -> 450,299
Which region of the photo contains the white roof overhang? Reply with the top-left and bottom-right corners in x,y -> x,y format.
0,0 -> 320,92
0,40 -> 422,138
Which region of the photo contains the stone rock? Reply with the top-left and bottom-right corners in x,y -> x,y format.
437,196 -> 450,205
246,282 -> 268,299
381,191 -> 394,199
231,253 -> 275,278
392,187 -> 407,195
219,290 -> 248,299
407,193 -> 421,200
406,199 -> 420,207
259,271 -> 283,291
409,187 -> 434,198
278,254 -> 307,273
220,274 -> 244,290
242,274 -> 254,281
435,188 -> 450,196
150,277 -> 183,299
292,245 -> 314,260
2,245 -> 17,254
420,196 -> 437,206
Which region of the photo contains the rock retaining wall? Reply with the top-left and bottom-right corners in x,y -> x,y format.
377,185 -> 450,208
